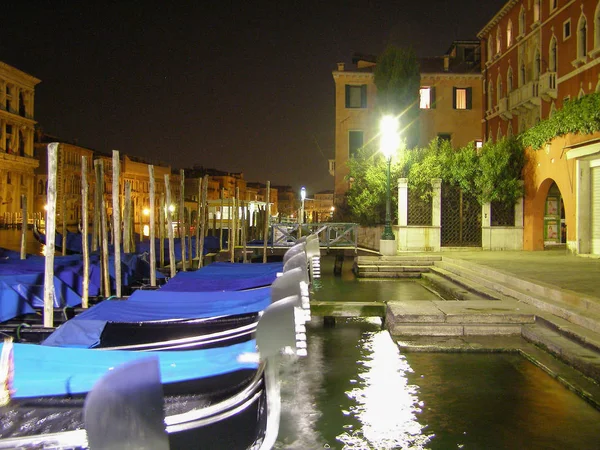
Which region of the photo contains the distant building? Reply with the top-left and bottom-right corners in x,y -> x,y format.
273,185 -> 297,221
0,61 -> 41,225
332,42 -> 483,201
478,0 -> 600,255
313,189 -> 335,222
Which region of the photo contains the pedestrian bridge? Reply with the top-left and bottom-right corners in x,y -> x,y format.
270,222 -> 366,253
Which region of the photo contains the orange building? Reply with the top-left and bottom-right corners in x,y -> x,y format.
479,0 -> 600,255
332,42 -> 483,202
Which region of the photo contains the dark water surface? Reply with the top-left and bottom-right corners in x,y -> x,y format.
276,257 -> 600,449
277,319 -> 600,450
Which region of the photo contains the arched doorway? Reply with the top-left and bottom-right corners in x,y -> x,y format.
543,181 -> 564,247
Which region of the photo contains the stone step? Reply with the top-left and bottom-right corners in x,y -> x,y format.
390,323 -> 523,336
435,259 -> 600,335
356,265 -> 430,272
310,301 -> 385,317
357,271 -> 422,279
426,266 -> 501,300
421,272 -> 486,301
356,259 -> 436,266
522,323 -> 600,383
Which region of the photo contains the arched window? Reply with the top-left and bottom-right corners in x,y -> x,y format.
497,74 -> 503,104
507,122 -> 513,137
534,0 -> 541,23
578,15 -> 588,58
507,67 -> 514,92
520,62 -> 526,86
496,27 -> 502,54
497,127 -> 503,142
579,87 -> 586,98
519,6 -> 526,36
549,36 -> 558,71
596,2 -> 600,49
487,34 -> 493,61
534,49 -> 541,80
488,80 -> 494,110
507,20 -> 513,47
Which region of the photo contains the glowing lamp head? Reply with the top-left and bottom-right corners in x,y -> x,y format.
168,204 -> 175,213
300,186 -> 306,201
380,115 -> 400,159
142,208 -> 150,216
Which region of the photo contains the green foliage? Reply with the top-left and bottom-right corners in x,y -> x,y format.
344,144 -> 400,225
520,92 -> 600,149
374,45 -> 421,148
345,137 -> 526,226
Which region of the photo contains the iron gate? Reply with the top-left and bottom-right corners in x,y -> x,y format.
441,184 -> 481,247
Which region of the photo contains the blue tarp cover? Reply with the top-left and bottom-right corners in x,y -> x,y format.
43,287 -> 271,348
161,262 -> 283,292
4,340 -> 258,398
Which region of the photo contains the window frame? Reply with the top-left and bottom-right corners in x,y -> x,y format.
419,86 -> 436,109
564,18 -> 572,41
348,130 -> 364,159
345,84 -> 367,109
453,87 -> 473,110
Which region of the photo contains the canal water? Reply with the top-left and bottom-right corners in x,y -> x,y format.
2,231 -> 599,449
276,256 -> 600,449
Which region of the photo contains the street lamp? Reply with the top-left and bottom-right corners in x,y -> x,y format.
300,186 -> 306,225
380,115 -> 399,242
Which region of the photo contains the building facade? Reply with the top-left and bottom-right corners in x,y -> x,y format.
479,0 -> 600,255
0,61 -> 40,226
332,43 -> 483,202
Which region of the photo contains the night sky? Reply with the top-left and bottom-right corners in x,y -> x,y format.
2,1 -> 506,194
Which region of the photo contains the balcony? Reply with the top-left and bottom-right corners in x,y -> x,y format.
508,81 -> 540,114
498,97 -> 512,120
539,72 -> 557,101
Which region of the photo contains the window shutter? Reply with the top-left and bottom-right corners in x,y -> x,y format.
466,87 -> 473,109
431,87 -> 436,109
361,85 -> 367,108
345,85 -> 350,108
452,87 -> 457,109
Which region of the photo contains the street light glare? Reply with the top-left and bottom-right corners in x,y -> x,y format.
380,115 -> 400,159
300,186 -> 306,201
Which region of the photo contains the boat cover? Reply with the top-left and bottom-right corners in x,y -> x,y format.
161,262 -> 283,292
3,340 -> 258,398
42,287 -> 272,348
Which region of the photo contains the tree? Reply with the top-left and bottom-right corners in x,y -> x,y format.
374,45 -> 421,148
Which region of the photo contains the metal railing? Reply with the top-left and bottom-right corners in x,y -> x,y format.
270,222 -> 358,252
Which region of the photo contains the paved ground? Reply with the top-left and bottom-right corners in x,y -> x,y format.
436,248 -> 600,301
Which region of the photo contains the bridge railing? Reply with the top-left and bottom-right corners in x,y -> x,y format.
271,222 -> 358,252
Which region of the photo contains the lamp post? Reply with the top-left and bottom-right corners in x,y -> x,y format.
379,115 -> 399,252
300,186 -> 306,225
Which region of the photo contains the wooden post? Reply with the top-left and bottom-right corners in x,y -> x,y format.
195,177 -> 201,261
123,181 -> 132,253
179,169 -> 187,272
159,192 -> 165,268
44,143 -> 58,328
95,159 -> 110,297
242,200 -> 248,263
81,156 -> 89,308
20,195 -> 27,259
219,188 -> 224,252
263,181 -> 270,263
229,196 -> 235,263
165,174 -> 176,278
61,179 -> 67,256
198,175 -> 208,267
148,165 -> 156,287
187,208 -> 192,268
92,160 -> 101,252
112,150 -> 122,298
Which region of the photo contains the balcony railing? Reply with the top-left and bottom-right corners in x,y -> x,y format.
539,72 -> 557,101
498,97 -> 511,120
507,81 -> 540,114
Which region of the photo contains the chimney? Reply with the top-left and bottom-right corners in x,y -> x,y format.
443,55 -> 450,72
337,62 -> 345,71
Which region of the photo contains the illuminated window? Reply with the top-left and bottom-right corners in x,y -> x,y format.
507,20 -> 513,47
453,87 -> 472,110
475,140 -> 483,149
419,87 -> 436,109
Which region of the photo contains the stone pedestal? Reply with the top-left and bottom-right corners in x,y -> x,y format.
379,238 -> 397,256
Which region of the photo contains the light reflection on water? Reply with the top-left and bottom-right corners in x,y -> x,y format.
336,327 -> 430,449
277,318 -> 430,450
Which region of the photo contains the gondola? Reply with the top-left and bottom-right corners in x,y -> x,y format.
0,293 -> 305,449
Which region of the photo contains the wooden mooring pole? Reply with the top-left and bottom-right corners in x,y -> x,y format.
81,156 -> 89,308
149,165 -> 156,287
262,181 -> 270,263
43,143 -> 59,328
165,174 -> 176,278
112,150 -> 122,298
20,195 -> 27,260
